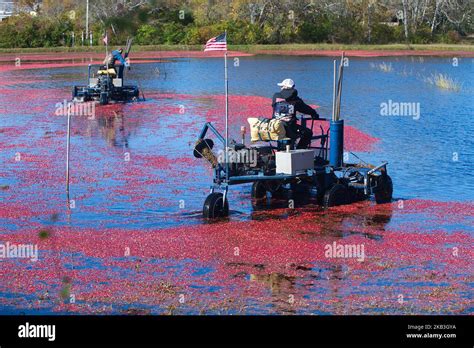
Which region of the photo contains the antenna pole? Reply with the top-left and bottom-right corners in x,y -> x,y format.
224,31 -> 229,183
332,60 -> 337,122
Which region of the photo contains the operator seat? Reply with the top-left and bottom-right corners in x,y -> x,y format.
97,68 -> 117,78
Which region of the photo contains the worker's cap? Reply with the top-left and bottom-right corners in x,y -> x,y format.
277,78 -> 295,89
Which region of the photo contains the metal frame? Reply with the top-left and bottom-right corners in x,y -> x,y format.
73,38 -> 139,105
198,117 -> 330,184
196,52 -> 392,217
73,63 -> 139,104
197,118 -> 388,198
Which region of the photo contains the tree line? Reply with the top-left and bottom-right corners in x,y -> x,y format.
0,0 -> 472,48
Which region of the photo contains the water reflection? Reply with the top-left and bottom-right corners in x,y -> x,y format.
75,106 -> 133,148
251,199 -> 393,236
97,110 -> 130,148
246,202 -> 393,312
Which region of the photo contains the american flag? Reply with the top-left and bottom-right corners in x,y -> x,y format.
204,33 -> 227,51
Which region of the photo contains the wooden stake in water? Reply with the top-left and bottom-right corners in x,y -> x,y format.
66,107 -> 71,199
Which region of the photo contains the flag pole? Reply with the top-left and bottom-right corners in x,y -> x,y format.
66,106 -> 71,202
224,31 -> 229,183
105,30 -> 110,99
332,60 -> 337,122
105,30 -> 108,57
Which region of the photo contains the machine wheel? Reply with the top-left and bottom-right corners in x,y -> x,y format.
270,187 -> 286,199
203,192 -> 229,219
290,181 -> 312,196
266,181 -> 286,199
374,174 -> 393,204
251,182 -> 267,200
323,184 -> 349,209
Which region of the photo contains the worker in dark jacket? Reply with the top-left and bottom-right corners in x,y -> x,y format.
272,78 -> 319,149
103,48 -> 130,70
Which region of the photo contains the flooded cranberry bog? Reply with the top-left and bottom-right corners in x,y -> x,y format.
0,52 -> 472,315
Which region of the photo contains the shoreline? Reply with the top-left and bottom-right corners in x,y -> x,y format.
0,43 -> 472,56
254,49 -> 474,57
0,47 -> 472,72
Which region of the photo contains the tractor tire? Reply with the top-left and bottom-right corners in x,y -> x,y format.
251,182 -> 267,200
323,184 -> 349,209
266,181 -> 286,199
270,186 -> 287,199
374,174 -> 393,204
203,192 -> 229,219
290,182 -> 312,197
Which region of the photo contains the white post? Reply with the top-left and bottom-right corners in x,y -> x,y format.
66,107 -> 71,196
105,32 -> 109,88
86,0 -> 89,39
336,52 -> 345,120
105,32 -> 108,57
224,49 -> 229,182
332,60 -> 337,122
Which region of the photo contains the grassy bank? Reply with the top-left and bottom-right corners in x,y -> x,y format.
0,43 -> 472,54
